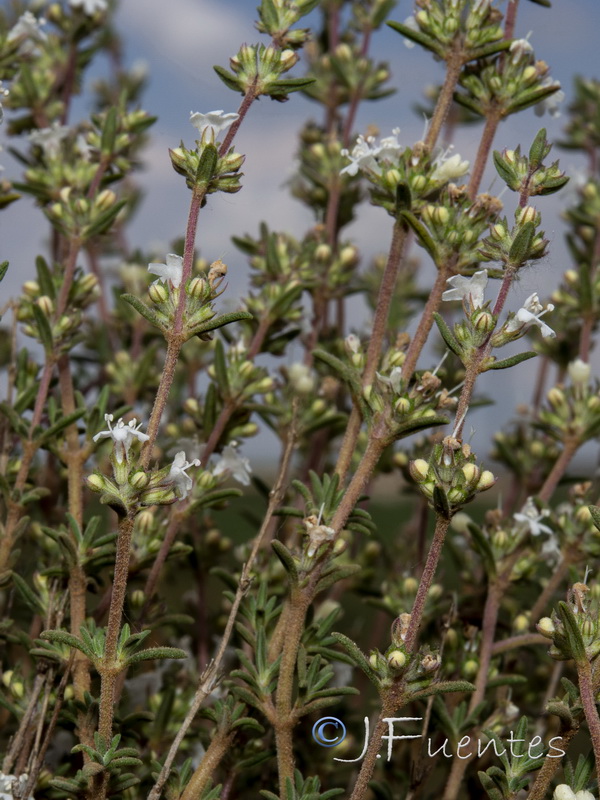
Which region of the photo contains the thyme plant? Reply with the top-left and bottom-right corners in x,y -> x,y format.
0,1 -> 600,799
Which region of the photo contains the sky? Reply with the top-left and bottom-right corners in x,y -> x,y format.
1,0 -> 600,466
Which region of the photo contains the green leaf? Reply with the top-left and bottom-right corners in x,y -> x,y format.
412,680 -> 475,700
395,182 -> 412,213
213,65 -> 243,93
11,572 -> 45,615
527,0 -> 551,6
121,294 -> 164,330
433,313 -> 462,356
492,150 -> 517,188
401,211 -> 439,264
0,261 -> 8,283
387,20 -> 443,57
331,632 -> 378,684
485,351 -> 537,371
40,629 -> 91,657
101,107 -> 118,154
31,303 -> 53,354
127,647 -> 188,665
315,564 -> 361,595
196,143 -> 218,184
528,128 -> 548,169
213,338 -> 230,397
271,540 -> 298,585
0,401 -> 30,438
433,486 -> 451,520
85,199 -> 127,238
589,505 -> 600,533
189,310 -> 253,338
467,523 -> 496,579
37,409 -> 85,446
35,256 -> 55,298
557,601 -> 587,665
508,221 -> 535,266
267,77 -> 316,97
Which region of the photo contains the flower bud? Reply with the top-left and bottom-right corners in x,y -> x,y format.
547,387 -> 567,411
36,295 -> 54,316
148,282 -> 168,304
23,280 -> 40,297
568,358 -> 591,386
513,614 -> 529,633
130,589 -> 145,609
410,459 -> 430,482
130,471 -> 149,489
369,653 -> 379,669
519,206 -> 538,226
87,474 -> 106,492
476,470 -> 496,491
537,617 -> 555,638
463,659 -> 478,677
137,510 -> 155,533
188,277 -> 207,299
279,49 -> 298,70
387,650 -> 407,670
462,463 -> 480,485
403,577 -> 418,594
95,189 -> 117,212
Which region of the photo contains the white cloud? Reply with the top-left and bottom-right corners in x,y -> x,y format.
117,0 -> 253,77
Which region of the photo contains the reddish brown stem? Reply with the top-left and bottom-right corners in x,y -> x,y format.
404,516 -> 451,652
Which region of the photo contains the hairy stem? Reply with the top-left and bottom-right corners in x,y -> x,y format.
97,515 -> 135,745
538,437 -> 580,503
180,729 -> 236,800
404,516 -> 451,652
147,406 -> 298,800
577,659 -> 600,773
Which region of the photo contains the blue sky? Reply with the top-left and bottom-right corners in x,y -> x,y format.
2,0 -> 600,462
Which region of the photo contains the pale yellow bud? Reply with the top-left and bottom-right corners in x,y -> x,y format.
476,470 -> 496,491
537,617 -> 555,638
387,650 -> 407,670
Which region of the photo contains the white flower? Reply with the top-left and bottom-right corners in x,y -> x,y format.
189,110 -> 239,138
373,128 -> 403,161
541,532 -> 561,563
506,293 -> 555,338
513,497 -> 553,537
69,0 -> 108,14
376,366 -> 403,394
401,15 -> 419,48
345,334 -> 361,354
168,451 -> 201,499
28,121 -> 70,159
148,254 -> 183,288
213,443 -> 252,486
0,772 -> 34,799
431,151 -> 470,183
568,358 -> 591,386
553,788 -> 595,800
93,414 -> 149,463
553,786 -> 576,800
442,269 -> 488,309
535,78 -> 565,118
509,37 -> 534,64
288,363 -> 315,394
8,12 -> 47,46
340,134 -> 378,176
